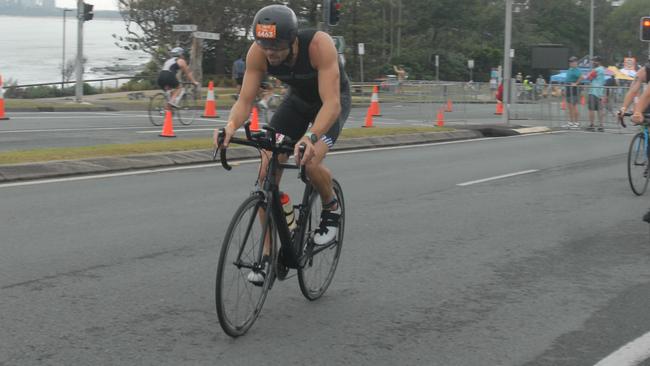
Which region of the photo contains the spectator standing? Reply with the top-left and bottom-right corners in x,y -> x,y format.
535,74 -> 546,99
564,56 -> 583,128
232,54 -> 246,96
586,56 -> 607,132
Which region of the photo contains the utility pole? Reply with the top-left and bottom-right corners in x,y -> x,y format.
61,8 -> 72,90
589,0 -> 594,67
502,0 -> 513,125
396,0 -> 402,57
75,0 -> 83,102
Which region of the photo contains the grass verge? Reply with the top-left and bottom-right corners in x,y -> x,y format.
0,126 -> 451,165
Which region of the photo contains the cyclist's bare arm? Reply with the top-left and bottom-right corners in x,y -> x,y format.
632,84 -> 650,124
177,58 -> 199,86
293,31 -> 341,163
307,32 -> 341,139
215,45 -> 266,147
621,69 -> 646,113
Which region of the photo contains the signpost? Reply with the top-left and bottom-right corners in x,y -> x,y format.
358,43 -> 365,82
468,59 -> 475,82
193,31 -> 220,40
172,24 -> 197,32
332,36 -> 345,54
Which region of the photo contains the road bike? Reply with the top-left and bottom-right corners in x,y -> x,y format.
213,124 -> 345,337
148,83 -> 199,126
619,112 -> 650,195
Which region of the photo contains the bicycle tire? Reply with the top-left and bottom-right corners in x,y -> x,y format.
176,93 -> 196,125
148,93 -> 167,126
297,179 -> 345,301
216,194 -> 276,337
627,132 -> 650,196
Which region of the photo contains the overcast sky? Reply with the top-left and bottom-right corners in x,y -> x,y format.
56,0 -> 118,11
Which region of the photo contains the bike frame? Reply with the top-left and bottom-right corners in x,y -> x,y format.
218,124 -> 328,270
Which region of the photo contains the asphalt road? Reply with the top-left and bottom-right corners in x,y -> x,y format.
2,130 -> 650,365
1,103 -> 626,152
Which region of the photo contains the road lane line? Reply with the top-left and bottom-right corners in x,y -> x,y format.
594,331 -> 650,366
457,169 -> 539,186
136,127 -> 220,134
0,132 -> 560,188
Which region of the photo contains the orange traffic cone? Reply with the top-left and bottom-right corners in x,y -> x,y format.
369,85 -> 381,116
362,107 -> 374,128
436,108 -> 445,127
201,80 -> 219,118
561,96 -> 566,110
159,109 -> 176,137
0,74 -> 9,120
494,101 -> 503,115
445,99 -> 453,112
249,106 -> 260,131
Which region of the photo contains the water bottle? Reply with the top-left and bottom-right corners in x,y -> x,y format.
280,192 -> 297,231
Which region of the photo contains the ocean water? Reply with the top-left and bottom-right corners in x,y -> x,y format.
0,15 -> 149,85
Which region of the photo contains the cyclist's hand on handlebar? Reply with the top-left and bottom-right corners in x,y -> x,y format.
632,111 -> 645,125
214,123 -> 235,149
294,137 -> 315,166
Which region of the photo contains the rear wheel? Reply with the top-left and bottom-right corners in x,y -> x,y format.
148,93 -> 166,126
627,132 -> 649,196
298,179 -> 345,300
216,194 -> 275,337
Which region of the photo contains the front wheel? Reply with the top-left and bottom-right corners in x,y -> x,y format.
215,194 -> 275,337
148,93 -> 167,126
298,179 -> 345,301
627,132 -> 650,196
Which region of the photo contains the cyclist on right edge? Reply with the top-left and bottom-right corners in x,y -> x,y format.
213,5 -> 350,273
618,59 -> 650,126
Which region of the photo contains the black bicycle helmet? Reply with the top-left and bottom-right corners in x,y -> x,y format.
252,5 -> 298,49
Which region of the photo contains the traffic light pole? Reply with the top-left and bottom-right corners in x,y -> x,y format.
502,0 -> 512,126
75,0 -> 83,102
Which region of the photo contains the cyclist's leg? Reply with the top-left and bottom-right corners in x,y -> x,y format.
307,91 -> 350,244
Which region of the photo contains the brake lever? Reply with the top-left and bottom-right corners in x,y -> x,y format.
215,129 -> 232,171
617,111 -> 627,128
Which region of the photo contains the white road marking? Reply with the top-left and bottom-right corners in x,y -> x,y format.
594,331 -> 650,366
457,169 -> 539,186
0,131 -> 560,189
136,127 -> 220,134
0,126 -> 154,133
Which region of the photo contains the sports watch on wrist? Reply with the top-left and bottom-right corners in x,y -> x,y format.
305,132 -> 319,144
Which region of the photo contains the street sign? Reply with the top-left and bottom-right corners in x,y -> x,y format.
358,43 -> 365,55
172,24 -> 197,32
193,31 -> 220,40
332,36 -> 345,54
468,59 -> 474,69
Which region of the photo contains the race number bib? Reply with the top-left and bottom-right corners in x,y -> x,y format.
256,24 -> 277,39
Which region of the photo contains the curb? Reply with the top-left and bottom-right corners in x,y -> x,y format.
0,126 -> 549,183
0,130 -> 482,183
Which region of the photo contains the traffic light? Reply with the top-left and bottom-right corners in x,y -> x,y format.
327,0 -> 341,26
642,17 -> 650,42
82,2 -> 94,22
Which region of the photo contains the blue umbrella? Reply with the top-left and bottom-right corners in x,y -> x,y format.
550,72 -> 566,83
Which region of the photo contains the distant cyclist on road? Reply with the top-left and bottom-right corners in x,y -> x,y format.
157,47 -> 199,108
214,4 -> 350,252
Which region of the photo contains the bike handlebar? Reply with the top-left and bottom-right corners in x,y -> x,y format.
213,123 -> 308,182
618,111 -> 650,128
